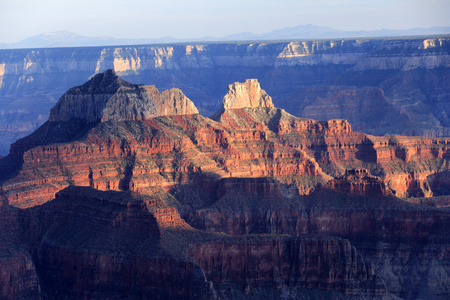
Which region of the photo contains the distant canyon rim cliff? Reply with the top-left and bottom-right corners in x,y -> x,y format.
0,36 -> 450,156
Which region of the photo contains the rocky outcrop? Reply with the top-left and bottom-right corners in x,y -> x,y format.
49,69 -> 198,123
283,86 -> 406,135
325,169 -> 392,197
1,185 -> 397,300
0,246 -> 41,300
222,79 -> 274,109
427,170 -> 450,198
368,135 -> 450,197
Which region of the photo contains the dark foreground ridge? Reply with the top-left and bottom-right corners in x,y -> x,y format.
0,70 -> 449,299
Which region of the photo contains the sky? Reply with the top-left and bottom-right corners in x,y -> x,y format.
1,0 -> 450,43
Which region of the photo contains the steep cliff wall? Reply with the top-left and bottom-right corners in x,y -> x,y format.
1,186 -> 396,300
0,186 -> 217,300
189,236 -> 388,299
0,205 -> 41,300
1,37 -> 450,155
185,178 -> 450,299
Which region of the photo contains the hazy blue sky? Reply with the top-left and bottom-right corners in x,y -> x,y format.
1,0 -> 449,43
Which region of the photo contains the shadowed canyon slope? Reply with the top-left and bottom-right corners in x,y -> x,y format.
0,37 -> 450,155
0,71 -> 450,299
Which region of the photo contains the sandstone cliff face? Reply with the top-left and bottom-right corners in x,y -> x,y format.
222,79 -> 274,109
284,86 -> 404,135
0,247 -> 41,300
185,177 -> 450,299
0,185 -> 397,299
2,39 -> 447,77
368,135 -> 450,198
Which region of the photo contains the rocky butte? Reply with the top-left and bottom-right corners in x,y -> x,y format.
49,69 -> 198,123
222,79 -> 275,109
0,70 -> 449,299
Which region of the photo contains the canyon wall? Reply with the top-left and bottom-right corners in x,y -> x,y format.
0,186 -> 217,300
1,71 -> 450,299
0,185 -> 395,300
1,37 -> 450,155
189,236 -> 388,299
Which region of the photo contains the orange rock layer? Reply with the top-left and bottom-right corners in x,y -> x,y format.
2,106 -> 450,208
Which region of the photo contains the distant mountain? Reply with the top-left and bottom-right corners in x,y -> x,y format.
0,30 -> 183,49
224,24 -> 450,41
223,24 -> 344,40
1,25 -> 450,49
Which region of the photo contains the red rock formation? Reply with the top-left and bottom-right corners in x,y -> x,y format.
0,250 -> 41,300
3,99 -> 450,206
185,179 -> 450,298
285,86 -> 404,135
427,170 -> 450,199
187,179 -> 448,240
368,135 -> 450,197
3,72 -> 450,207
2,109 -> 336,207
2,185 -> 399,299
325,169 -> 392,197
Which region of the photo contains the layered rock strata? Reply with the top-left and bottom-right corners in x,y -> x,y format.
185,176 -> 450,299
0,185 -> 394,299
49,69 -> 198,123
2,74 -> 450,207
0,205 -> 41,299
0,72 -> 450,299
325,169 -> 392,197
1,37 -> 450,156
0,186 -> 216,300
189,237 -> 388,298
